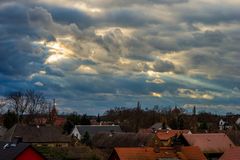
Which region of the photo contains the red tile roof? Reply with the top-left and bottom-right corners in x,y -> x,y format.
54,117 -> 66,126
181,146 -> 207,160
219,147 -> 240,160
182,133 -> 235,154
113,147 -> 178,160
112,146 -> 206,160
156,130 -> 191,140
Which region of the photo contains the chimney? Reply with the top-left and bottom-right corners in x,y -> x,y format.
12,136 -> 23,146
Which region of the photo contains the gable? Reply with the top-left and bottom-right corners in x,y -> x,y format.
16,147 -> 45,160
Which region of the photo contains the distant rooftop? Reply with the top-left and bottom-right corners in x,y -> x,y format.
182,133 -> 235,154
75,125 -> 122,137
3,124 -> 70,143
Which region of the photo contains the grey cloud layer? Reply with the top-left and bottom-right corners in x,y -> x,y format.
0,0 -> 240,114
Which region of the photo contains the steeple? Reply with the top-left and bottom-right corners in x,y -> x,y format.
137,101 -> 141,109
50,99 -> 57,122
193,106 -> 196,116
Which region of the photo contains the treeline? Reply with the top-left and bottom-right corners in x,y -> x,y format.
0,90 -> 51,128
102,105 -> 226,132
63,113 -> 92,134
101,105 -> 183,132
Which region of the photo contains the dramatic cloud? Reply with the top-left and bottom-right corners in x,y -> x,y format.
0,0 -> 240,114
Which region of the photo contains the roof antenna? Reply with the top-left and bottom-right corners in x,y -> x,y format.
3,143 -> 9,150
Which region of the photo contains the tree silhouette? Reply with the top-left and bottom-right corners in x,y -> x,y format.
3,110 -> 18,129
81,131 -> 91,146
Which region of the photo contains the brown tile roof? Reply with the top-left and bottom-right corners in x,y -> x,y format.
219,147 -> 240,160
182,133 -> 235,154
3,124 -> 70,143
180,146 -> 207,160
156,130 -> 191,141
112,146 -> 206,160
113,147 -> 179,160
92,132 -> 154,148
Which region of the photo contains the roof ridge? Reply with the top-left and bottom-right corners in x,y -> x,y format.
9,124 -> 17,141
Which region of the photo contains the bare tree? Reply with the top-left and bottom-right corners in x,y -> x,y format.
25,90 -> 48,124
6,90 -> 48,123
7,91 -> 29,122
0,98 -> 6,114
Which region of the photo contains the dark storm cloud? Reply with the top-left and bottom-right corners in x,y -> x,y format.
99,8 -> 161,27
153,60 -> 176,73
181,5 -> 240,25
0,0 -> 240,114
85,0 -> 189,8
38,5 -> 93,29
179,30 -> 226,48
0,39 -> 45,76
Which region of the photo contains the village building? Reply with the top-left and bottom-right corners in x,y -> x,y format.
219,147 -> 240,160
0,141 -> 46,160
34,99 -> 66,127
219,119 -> 232,130
92,132 -> 154,149
181,133 -> 235,159
108,146 -> 207,160
235,117 -> 240,126
149,122 -> 171,132
0,125 -> 7,140
2,124 -> 71,147
71,125 -> 122,140
153,130 -> 191,147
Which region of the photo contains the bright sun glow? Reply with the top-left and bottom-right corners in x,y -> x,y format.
151,92 -> 162,98
46,41 -> 73,56
45,54 -> 66,64
95,27 -> 135,37
33,38 -> 74,64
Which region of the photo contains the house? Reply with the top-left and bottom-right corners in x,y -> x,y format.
92,132 -> 154,149
53,116 -> 66,127
153,130 -> 191,147
219,147 -> 240,160
34,99 -> 66,127
180,146 -> 207,160
235,118 -> 240,126
2,124 -> 71,147
181,133 -> 235,159
71,125 -> 122,140
0,141 -> 46,160
0,126 -> 7,139
219,119 -> 232,130
149,122 -> 171,132
108,146 -> 206,160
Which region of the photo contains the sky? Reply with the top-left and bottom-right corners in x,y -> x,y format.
0,0 -> 240,115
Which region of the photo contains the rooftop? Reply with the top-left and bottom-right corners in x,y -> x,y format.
156,130 -> 191,141
182,133 -> 235,153
3,124 -> 71,143
111,146 -> 206,160
0,141 -> 45,160
219,147 -> 240,160
75,125 -> 122,137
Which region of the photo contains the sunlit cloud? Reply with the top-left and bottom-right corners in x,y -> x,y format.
34,81 -> 44,87
0,0 -> 240,114
151,92 -> 162,98
146,78 -> 165,84
76,65 -> 98,74
177,88 -> 215,100
45,54 -> 67,64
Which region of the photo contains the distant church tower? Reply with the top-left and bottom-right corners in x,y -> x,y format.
191,106 -> 197,132
137,101 -> 141,109
50,99 -> 58,122
193,106 -> 196,116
